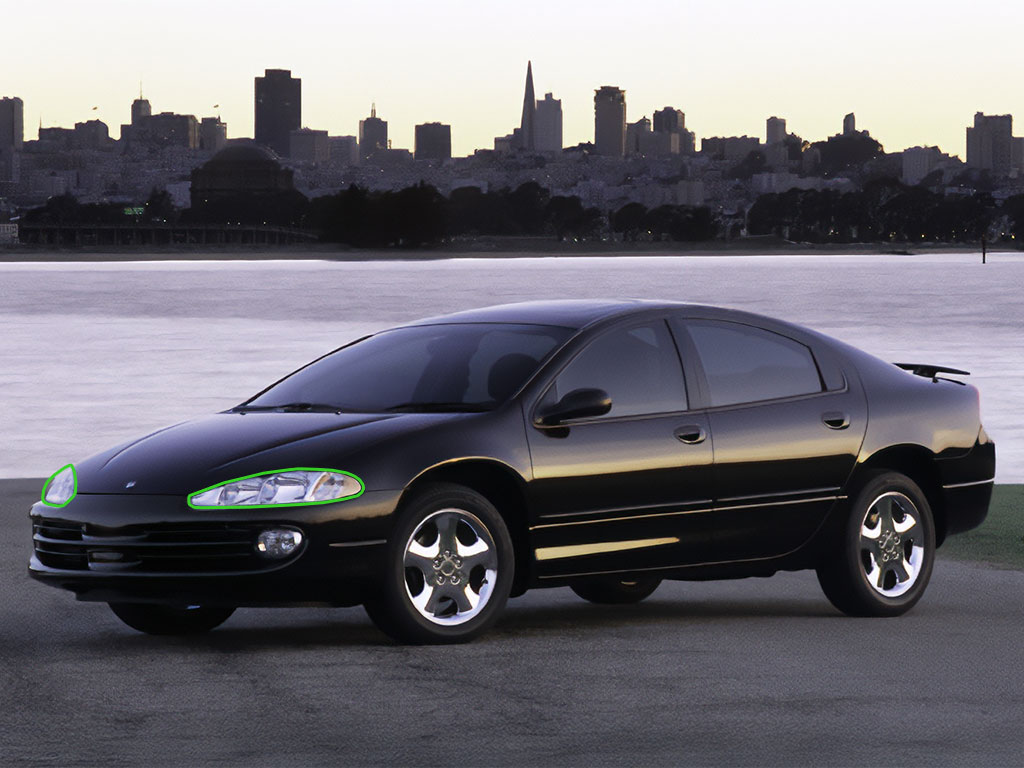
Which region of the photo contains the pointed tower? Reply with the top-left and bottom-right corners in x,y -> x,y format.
519,61 -> 536,151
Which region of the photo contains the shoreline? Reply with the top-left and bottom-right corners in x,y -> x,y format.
0,237 -> 1011,263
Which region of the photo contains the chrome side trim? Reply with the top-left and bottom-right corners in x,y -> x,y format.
530,495 -> 843,531
942,478 -> 996,490
717,486 -> 841,503
538,499 -> 714,520
329,539 -> 387,548
535,537 -> 680,562
531,508 -> 713,531
714,495 -> 843,512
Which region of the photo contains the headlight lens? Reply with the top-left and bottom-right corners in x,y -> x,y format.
188,469 -> 363,509
42,464 -> 77,507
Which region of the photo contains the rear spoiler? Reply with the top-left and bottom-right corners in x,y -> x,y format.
894,362 -> 970,384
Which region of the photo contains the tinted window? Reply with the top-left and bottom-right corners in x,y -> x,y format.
246,323 -> 571,412
685,321 -> 822,407
544,321 -> 687,417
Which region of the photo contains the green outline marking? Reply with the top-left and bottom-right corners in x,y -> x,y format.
41,464 -> 77,508
188,468 -> 365,510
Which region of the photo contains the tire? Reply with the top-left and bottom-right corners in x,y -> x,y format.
571,577 -> 662,605
108,603 -> 235,635
817,471 -> 936,617
364,483 -> 514,644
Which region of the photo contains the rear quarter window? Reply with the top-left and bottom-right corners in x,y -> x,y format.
685,321 -> 824,407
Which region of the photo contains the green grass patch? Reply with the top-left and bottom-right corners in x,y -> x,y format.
941,484 -> 1024,569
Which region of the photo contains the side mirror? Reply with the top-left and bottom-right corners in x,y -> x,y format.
535,388 -> 612,426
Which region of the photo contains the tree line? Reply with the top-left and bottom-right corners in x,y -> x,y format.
20,178 -> 1024,247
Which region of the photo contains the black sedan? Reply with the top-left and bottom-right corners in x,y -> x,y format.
30,300 -> 995,643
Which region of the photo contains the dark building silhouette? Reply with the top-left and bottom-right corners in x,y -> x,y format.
414,122 -> 451,161
255,69 -> 301,157
191,144 -> 294,201
967,112 -> 1013,176
290,128 -> 329,163
535,92 -> 562,153
517,61 -> 536,151
594,86 -> 626,157
0,96 -> 23,183
359,104 -> 387,160
189,143 -> 304,225
72,119 -> 111,149
653,107 -> 685,135
200,117 -> 227,152
122,111 -> 199,149
843,112 -> 856,136
131,97 -> 151,126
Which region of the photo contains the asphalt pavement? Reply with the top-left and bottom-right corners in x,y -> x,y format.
2,478 -> 1022,767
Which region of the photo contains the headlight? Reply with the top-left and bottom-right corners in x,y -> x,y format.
188,468 -> 364,509
42,464 -> 77,507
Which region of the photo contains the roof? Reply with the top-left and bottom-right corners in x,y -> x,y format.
401,299 -> 686,330
205,144 -> 280,167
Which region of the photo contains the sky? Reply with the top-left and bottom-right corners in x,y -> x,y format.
3,0 -> 1023,159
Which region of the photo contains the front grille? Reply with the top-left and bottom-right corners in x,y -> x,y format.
33,518 -> 283,573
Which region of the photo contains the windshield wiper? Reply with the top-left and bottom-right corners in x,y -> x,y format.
232,402 -> 345,413
383,402 -> 492,413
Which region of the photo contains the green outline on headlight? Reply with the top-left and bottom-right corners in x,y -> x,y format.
41,464 -> 77,508
187,468 -> 365,510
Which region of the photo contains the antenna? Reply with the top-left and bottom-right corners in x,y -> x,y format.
371,102 -> 376,118
139,80 -> 143,100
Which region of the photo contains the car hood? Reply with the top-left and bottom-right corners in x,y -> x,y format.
74,411 -> 413,495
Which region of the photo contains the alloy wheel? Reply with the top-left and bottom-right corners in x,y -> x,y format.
402,508 -> 498,626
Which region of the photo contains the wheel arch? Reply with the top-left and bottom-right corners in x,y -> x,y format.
854,444 -> 947,545
401,459 -> 532,594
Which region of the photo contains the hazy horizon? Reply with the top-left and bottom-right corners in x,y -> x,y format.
4,0 -> 1023,158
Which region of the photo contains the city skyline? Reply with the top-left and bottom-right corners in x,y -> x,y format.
3,0 -> 1024,159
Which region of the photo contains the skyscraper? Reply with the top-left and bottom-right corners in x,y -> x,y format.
967,112 -> 1013,176
594,86 -> 626,157
414,122 -> 452,161
652,107 -> 685,135
0,96 -> 24,149
200,117 -> 227,152
843,113 -> 856,136
131,88 -> 151,126
766,116 -> 787,145
359,104 -> 388,160
625,116 -> 652,155
0,96 -> 24,183
535,92 -> 562,153
254,69 -> 301,157
518,61 -> 536,151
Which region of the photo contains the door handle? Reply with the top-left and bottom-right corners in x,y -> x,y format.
674,425 -> 706,444
822,412 -> 850,430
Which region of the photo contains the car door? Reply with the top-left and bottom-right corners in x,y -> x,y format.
671,317 -> 867,563
525,318 -> 714,579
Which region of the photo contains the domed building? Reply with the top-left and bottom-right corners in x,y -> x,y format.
188,142 -> 306,226
190,143 -> 294,205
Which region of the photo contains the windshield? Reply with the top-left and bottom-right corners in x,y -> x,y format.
242,323 -> 572,413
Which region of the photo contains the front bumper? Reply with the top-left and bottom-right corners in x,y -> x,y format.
28,489 -> 402,607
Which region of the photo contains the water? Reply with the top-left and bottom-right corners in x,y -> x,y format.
1,251 -> 1021,481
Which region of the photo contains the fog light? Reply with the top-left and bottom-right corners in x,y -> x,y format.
256,529 -> 303,558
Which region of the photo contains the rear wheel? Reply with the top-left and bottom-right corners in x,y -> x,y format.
108,603 -> 235,635
571,577 -> 662,605
364,483 -> 514,644
817,471 -> 935,617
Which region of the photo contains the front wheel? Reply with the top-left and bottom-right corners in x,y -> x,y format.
817,471 -> 935,617
108,603 -> 235,635
364,483 -> 514,644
